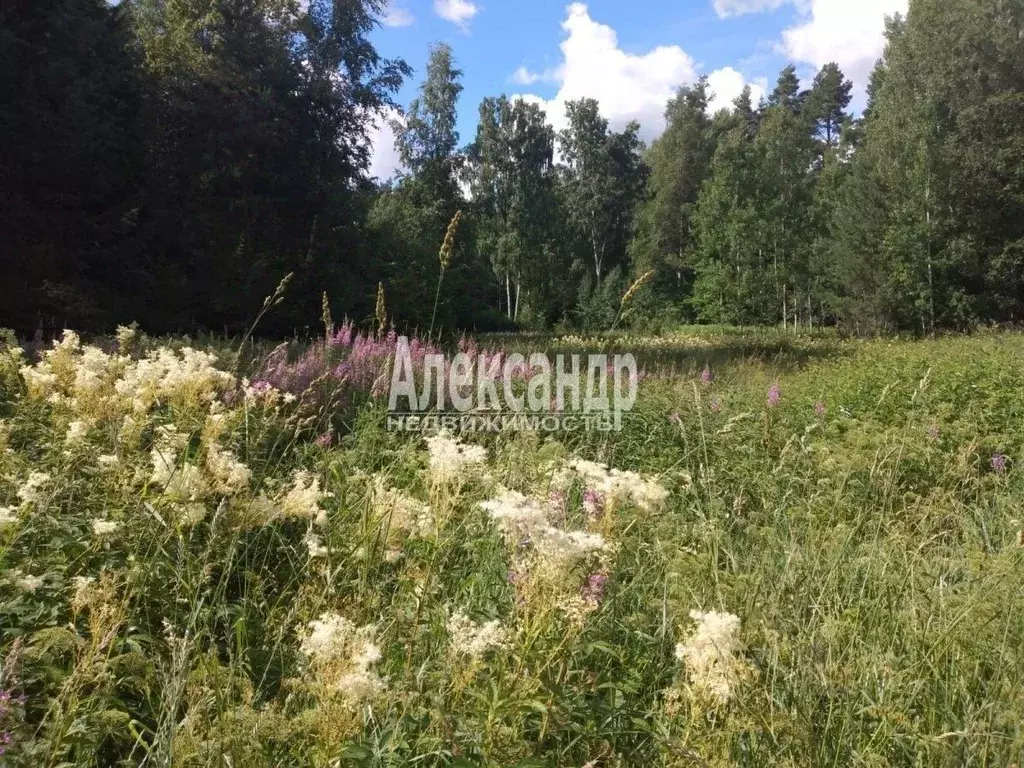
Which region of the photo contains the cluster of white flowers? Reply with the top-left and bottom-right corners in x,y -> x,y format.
70,575 -> 102,613
115,346 -> 235,414
92,518 -> 121,536
279,470 -> 329,525
303,529 -> 328,558
205,444 -> 252,495
480,488 -> 611,572
17,471 -> 51,508
64,419 -> 91,447
555,459 -> 669,512
424,431 -> 487,484
675,610 -> 747,707
11,570 -> 43,593
97,454 -> 120,472
480,489 -> 551,541
299,612 -> 386,705
0,506 -> 19,526
21,332 -> 237,424
447,610 -> 508,661
372,479 -> 434,539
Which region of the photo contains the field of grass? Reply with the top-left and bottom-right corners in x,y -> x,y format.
0,326 -> 1022,767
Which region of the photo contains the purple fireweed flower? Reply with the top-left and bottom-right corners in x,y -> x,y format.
814,401 -> 826,416
992,454 -> 1009,473
582,489 -> 604,519
700,365 -> 713,386
768,383 -> 782,408
582,572 -> 609,604
710,398 -> 722,413
314,430 -> 333,449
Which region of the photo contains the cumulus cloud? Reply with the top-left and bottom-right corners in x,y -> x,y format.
382,3 -> 415,27
707,67 -> 767,113
510,66 -> 543,86
367,108 -> 403,182
712,0 -> 788,18
780,0 -> 908,89
516,3 -> 698,142
434,0 -> 479,31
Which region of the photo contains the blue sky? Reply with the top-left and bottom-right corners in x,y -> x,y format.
366,0 -> 907,178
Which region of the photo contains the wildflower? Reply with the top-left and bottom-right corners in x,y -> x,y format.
710,398 -> 722,413
700,366 -> 713,386
92,519 -> 121,536
425,431 -> 487,484
0,507 -> 18,526
767,383 -> 782,408
115,324 -> 137,352
480,489 -> 552,541
581,572 -> 608,605
675,610 -> 747,707
814,401 -> 826,416
279,470 -> 328,524
555,459 -> 668,513
69,576 -> 99,613
582,489 -> 604,520
447,610 -> 508,661
12,571 -> 42,593
16,472 -> 51,507
65,420 -> 90,447
927,424 -> 941,441
314,429 -> 333,449
97,454 -> 120,471
206,444 -> 252,495
304,530 -> 328,558
373,481 -> 434,539
298,613 -> 386,705
991,454 -> 1009,474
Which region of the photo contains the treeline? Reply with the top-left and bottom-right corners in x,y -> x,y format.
2,0 -> 1023,337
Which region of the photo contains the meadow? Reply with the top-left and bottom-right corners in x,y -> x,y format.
0,325 -> 1022,767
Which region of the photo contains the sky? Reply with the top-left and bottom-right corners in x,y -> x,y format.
364,0 -> 910,180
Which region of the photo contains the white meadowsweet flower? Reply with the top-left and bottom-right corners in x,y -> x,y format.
17,471 -> 51,507
279,470 -> 329,524
424,431 -> 487,484
205,444 -> 252,495
65,419 -> 90,446
12,571 -> 43,593
97,454 -> 120,471
675,610 -> 747,707
304,530 -> 328,558
0,506 -> 20,526
372,479 -> 434,539
480,489 -> 552,541
298,612 -> 386,704
92,518 -> 121,536
557,458 -> 668,512
447,610 -> 508,661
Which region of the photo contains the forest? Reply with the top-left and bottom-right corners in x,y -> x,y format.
2,0 -> 1023,337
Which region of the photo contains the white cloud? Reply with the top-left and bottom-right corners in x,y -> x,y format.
518,3 -> 698,142
368,108 -> 403,182
712,0 -> 788,18
382,3 -> 415,27
706,67 -> 767,113
434,0 -> 479,31
779,0 -> 908,89
510,66 -> 542,86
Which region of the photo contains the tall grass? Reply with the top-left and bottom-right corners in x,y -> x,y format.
0,328 -> 1021,766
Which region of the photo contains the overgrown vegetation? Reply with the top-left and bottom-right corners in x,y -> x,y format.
0,327 -> 1021,766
